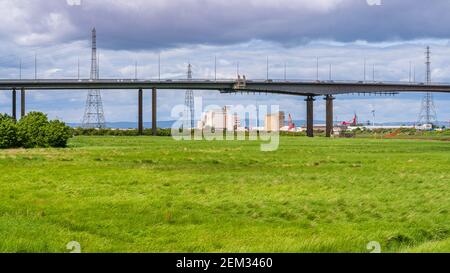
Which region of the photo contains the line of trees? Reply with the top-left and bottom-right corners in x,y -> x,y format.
0,112 -> 72,149
72,128 -> 172,136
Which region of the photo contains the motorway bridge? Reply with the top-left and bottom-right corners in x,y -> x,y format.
1,78 -> 450,137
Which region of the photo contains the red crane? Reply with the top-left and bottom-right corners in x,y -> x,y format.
340,113 -> 358,126
288,114 -> 296,130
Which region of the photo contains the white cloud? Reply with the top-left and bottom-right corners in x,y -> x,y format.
0,1 -> 449,124
1,38 -> 449,123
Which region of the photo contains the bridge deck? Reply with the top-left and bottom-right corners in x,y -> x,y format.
1,79 -> 450,96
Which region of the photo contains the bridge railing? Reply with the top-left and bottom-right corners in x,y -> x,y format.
0,78 -> 440,86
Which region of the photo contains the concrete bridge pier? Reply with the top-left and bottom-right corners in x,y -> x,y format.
325,95 -> 335,137
305,96 -> 315,137
152,88 -> 157,136
138,89 -> 143,135
12,88 -> 16,120
20,88 -> 25,118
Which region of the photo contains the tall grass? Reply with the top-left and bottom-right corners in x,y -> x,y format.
0,136 -> 448,253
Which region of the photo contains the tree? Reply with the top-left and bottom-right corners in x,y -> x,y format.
45,120 -> 72,148
17,112 -> 50,148
0,114 -> 18,149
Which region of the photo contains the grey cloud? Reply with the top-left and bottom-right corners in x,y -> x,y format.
2,0 -> 450,50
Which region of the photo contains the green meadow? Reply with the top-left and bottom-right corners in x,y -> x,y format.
0,136 -> 449,253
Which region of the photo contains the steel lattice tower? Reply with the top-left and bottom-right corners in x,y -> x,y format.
82,28 -> 106,129
184,63 -> 195,129
417,46 -> 437,126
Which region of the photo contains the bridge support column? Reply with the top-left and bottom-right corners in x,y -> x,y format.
12,88 -> 17,120
152,88 -> 157,136
138,89 -> 143,135
20,88 -> 26,118
325,95 -> 335,137
305,96 -> 315,138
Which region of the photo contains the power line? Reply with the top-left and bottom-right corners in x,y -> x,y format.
82,27 -> 106,129
214,55 -> 217,81
158,54 -> 161,81
329,64 -> 332,81
417,46 -> 438,126
236,61 -> 240,77
372,64 -> 375,82
184,63 -> 195,129
34,53 -> 37,80
363,58 -> 366,82
409,61 -> 412,83
316,57 -> 319,81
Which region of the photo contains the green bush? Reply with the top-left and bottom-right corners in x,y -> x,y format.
45,120 -> 73,148
0,112 -> 72,149
17,112 -> 50,148
0,114 -> 18,149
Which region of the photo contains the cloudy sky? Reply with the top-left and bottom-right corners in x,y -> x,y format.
0,0 -> 449,124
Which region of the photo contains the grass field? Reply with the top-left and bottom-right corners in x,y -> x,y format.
0,136 -> 449,253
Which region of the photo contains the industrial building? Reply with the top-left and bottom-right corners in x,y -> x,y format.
197,106 -> 242,131
265,112 -> 286,132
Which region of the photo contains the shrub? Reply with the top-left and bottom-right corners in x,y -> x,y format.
45,120 -> 73,148
17,112 -> 50,148
0,112 -> 73,149
0,114 -> 18,149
